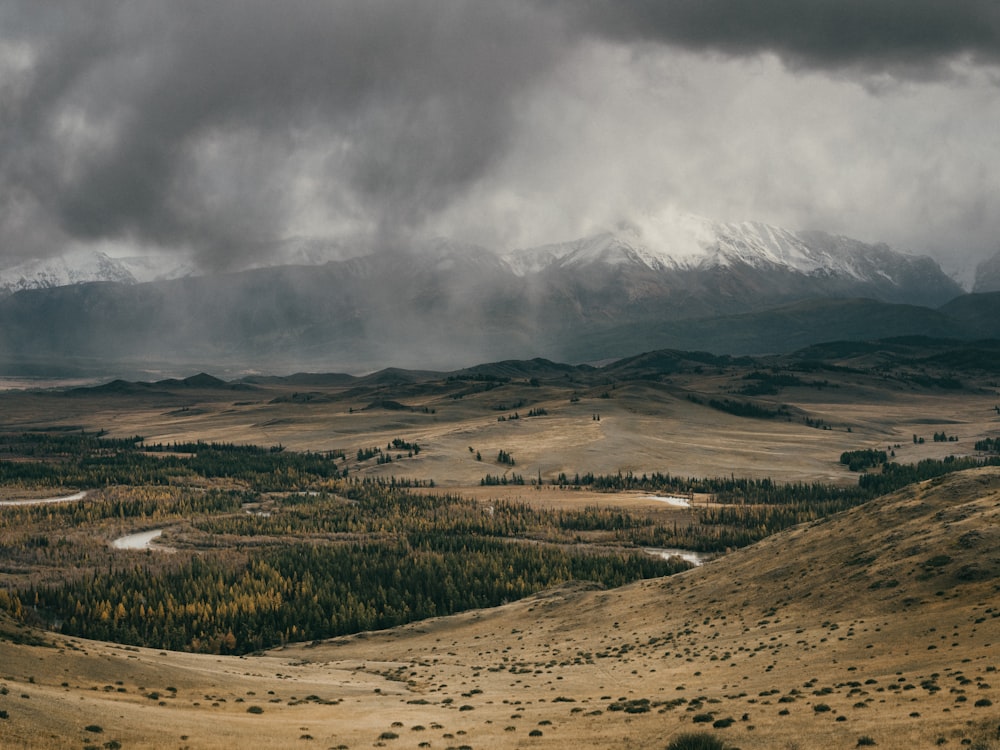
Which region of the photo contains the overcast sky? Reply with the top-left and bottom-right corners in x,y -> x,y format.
2,0 -> 999,273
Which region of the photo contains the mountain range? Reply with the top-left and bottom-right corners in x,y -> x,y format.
1,216 -> 997,376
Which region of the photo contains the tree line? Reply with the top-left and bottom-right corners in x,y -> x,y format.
4,430 -> 1000,656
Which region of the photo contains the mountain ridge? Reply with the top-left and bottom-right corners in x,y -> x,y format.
0,249 -> 194,295
1,284 -> 996,377
0,216 -> 966,296
0,217 -> 980,376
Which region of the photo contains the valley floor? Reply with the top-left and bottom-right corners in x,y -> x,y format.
2,344 -> 999,747
3,469 -> 1000,749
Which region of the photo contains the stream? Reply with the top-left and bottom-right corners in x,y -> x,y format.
0,490 -> 88,506
110,529 -> 165,550
644,547 -> 711,566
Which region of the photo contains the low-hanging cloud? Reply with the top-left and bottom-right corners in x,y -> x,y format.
2,0 -> 999,273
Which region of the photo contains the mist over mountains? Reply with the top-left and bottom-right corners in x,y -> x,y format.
0,218 -> 994,378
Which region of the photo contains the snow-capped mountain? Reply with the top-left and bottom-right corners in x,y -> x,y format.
0,214 -> 972,375
0,249 -> 194,295
1,214 -> 959,305
504,214 -> 949,291
117,253 -> 198,284
0,250 -> 135,295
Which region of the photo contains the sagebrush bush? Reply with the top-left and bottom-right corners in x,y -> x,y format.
666,732 -> 727,750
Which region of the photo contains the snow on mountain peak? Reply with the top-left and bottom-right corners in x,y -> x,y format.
619,210 -> 718,267
0,249 -> 194,295
502,210 -> 930,287
0,250 -> 134,295
0,214 -> 948,301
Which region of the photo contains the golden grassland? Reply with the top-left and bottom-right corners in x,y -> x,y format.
1,468 -> 998,749
0,358 -> 996,490
1,353 -> 999,748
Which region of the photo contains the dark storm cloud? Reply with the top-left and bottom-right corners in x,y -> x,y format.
567,0 -> 1000,75
2,1 -> 999,272
0,0 -> 564,267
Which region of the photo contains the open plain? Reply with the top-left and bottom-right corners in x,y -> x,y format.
1,342 -> 997,488
1,340 -> 999,749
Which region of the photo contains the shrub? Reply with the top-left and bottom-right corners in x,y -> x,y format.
608,698 -> 651,713
246,705 -> 264,714
84,725 -> 103,733
857,737 -> 877,747
378,731 -> 399,740
813,703 -> 832,712
666,733 -> 727,750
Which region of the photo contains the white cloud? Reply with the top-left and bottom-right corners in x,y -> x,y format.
431,42 -> 1000,266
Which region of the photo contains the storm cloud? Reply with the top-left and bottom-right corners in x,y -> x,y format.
0,0 -> 566,267
1,1 -> 999,273
569,0 -> 1000,74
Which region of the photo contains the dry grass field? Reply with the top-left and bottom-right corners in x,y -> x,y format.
0,346 -> 996,491
1,468 -> 998,749
1,343 -> 999,748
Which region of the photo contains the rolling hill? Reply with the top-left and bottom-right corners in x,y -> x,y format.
2,468 -> 998,748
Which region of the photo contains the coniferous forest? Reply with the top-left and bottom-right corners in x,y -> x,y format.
1,430 -> 998,655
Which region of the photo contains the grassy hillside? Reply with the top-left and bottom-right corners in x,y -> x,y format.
2,468 -> 999,748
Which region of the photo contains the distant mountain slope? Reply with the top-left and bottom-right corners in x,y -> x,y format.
0,250 -> 138,294
506,218 -> 961,307
54,335 -> 997,396
0,281 -> 990,376
556,297 -> 967,360
938,291 -> 1000,336
2,215 -> 961,303
0,218 -> 973,374
0,249 -> 194,295
973,249 -> 1000,293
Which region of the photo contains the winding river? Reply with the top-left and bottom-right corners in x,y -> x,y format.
644,547 -> 710,567
110,529 -> 165,550
644,494 -> 692,508
0,490 -> 88,506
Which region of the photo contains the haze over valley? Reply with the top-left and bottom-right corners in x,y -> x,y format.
1,215 -> 998,378
3,3 -> 1000,749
